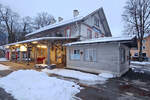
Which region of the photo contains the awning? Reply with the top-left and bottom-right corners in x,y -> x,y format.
5,37 -> 78,46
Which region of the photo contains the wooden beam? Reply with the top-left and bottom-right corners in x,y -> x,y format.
34,46 -> 37,64
47,42 -> 51,65
20,51 -> 22,62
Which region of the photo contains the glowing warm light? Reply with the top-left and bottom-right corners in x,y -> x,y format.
32,41 -> 38,44
37,45 -> 47,48
20,46 -> 27,51
5,46 -> 9,48
15,44 -> 19,46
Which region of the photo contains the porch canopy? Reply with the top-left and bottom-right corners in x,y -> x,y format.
5,37 -> 78,65
5,37 -> 78,46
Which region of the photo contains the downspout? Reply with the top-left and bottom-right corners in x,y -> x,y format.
75,21 -> 80,40
27,43 -> 29,65
118,42 -> 121,77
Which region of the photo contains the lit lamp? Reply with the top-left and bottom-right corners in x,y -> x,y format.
20,46 -> 27,52
15,44 -> 19,46
5,46 -> 9,49
37,45 -> 47,48
32,41 -> 38,44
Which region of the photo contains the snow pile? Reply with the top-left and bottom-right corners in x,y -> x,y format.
0,64 -> 10,70
0,58 -> 8,62
131,61 -> 150,65
42,69 -> 112,82
0,70 -> 80,100
98,73 -> 114,78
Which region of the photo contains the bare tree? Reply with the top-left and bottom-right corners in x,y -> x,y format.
0,4 -> 20,43
122,0 -> 150,61
33,12 -> 56,29
17,16 -> 34,40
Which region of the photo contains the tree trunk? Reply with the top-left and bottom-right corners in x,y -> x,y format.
139,39 -> 143,62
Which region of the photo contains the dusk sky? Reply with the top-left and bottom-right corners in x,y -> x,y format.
0,0 -> 127,36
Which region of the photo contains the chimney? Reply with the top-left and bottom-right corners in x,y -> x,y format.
73,10 -> 79,17
58,17 -> 63,22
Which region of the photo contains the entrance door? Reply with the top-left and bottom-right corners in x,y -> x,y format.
54,45 -> 66,67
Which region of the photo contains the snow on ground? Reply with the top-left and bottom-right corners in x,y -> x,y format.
0,58 -> 8,62
42,69 -> 114,82
131,61 -> 150,65
98,73 -> 114,78
0,64 -> 10,70
0,70 -> 80,100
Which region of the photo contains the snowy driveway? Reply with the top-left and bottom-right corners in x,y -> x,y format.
0,70 -> 81,100
0,64 -> 150,100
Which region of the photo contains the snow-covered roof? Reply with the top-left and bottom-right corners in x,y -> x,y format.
26,16 -> 84,37
5,37 -> 78,46
0,46 -> 5,50
65,36 -> 136,46
25,7 -> 106,37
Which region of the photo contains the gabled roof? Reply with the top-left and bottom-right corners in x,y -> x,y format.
26,7 -> 110,37
65,35 -> 137,47
26,16 -> 84,37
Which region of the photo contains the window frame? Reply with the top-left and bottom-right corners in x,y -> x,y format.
65,27 -> 71,37
94,16 -> 100,27
70,49 -> 81,60
87,28 -> 92,39
84,48 -> 96,62
120,48 -> 126,64
95,32 -> 99,38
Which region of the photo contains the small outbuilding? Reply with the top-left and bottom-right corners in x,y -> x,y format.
65,36 -> 137,77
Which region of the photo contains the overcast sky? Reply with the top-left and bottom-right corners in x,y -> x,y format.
0,0 -> 127,36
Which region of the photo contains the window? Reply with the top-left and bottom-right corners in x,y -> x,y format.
142,53 -> 146,57
134,53 -> 138,56
87,29 -> 92,39
84,48 -> 96,62
94,17 -> 100,27
95,32 -> 99,38
143,45 -> 146,50
70,49 -> 80,60
120,48 -> 125,64
142,40 -> 146,43
142,39 -> 146,50
65,28 -> 71,37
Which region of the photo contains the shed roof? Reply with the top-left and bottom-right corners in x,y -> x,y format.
65,35 -> 137,47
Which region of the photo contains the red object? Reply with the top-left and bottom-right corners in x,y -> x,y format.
65,27 -> 71,37
16,52 -> 18,60
37,57 -> 46,64
6,52 -> 9,60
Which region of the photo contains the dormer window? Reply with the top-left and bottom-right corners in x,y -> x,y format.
94,17 -> 100,27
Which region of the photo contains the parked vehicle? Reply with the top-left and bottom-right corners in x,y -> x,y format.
131,53 -> 148,61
